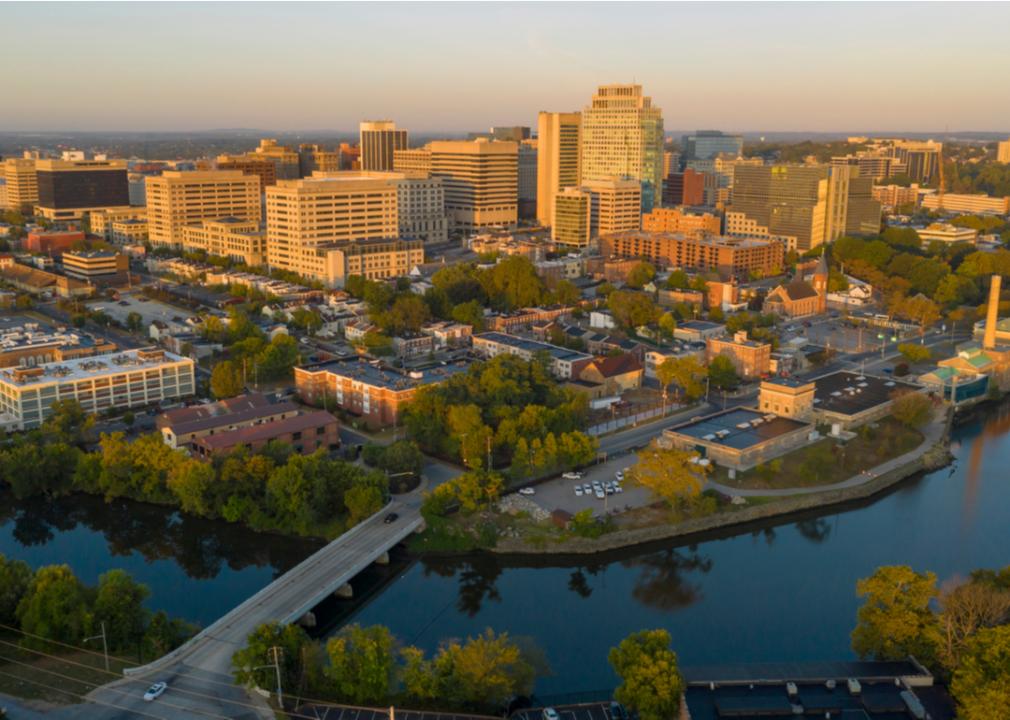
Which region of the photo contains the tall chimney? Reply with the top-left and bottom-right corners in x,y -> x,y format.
984,274 -> 1002,350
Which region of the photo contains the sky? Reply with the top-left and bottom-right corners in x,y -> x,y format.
3,1 -> 1009,134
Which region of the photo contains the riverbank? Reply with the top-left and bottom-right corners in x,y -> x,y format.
488,408 -> 954,556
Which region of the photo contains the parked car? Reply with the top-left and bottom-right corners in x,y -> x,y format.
595,488 -> 606,499
542,709 -> 560,720
143,682 -> 168,702
562,471 -> 582,480
574,486 -> 583,497
519,487 -> 535,496
582,483 -> 592,495
615,470 -> 624,481
614,484 -> 624,494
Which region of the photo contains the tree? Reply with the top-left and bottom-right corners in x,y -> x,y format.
656,356 -> 706,403
93,569 -> 150,651
344,482 -> 384,525
608,629 -> 683,720
125,311 -> 144,333
16,565 -> 93,647
325,624 -> 396,704
894,294 -> 941,337
256,334 -> 300,381
290,307 -> 323,335
951,625 -> 1010,720
626,440 -> 708,506
42,398 -> 94,445
851,565 -> 941,664
707,355 -> 740,391
938,577 -> 1010,669
608,290 -> 656,329
666,270 -> 690,289
429,629 -> 535,709
232,622 -> 312,695
891,391 -> 932,428
551,279 -> 581,306
451,299 -> 486,332
0,554 -> 32,625
626,262 -> 656,289
379,293 -> 431,335
210,360 -> 245,399
898,343 -> 932,364
143,610 -> 196,660
378,440 -> 424,477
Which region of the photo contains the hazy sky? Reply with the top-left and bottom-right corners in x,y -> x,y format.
4,2 -> 1009,134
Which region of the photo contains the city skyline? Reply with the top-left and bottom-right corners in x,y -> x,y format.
4,2 -> 1010,134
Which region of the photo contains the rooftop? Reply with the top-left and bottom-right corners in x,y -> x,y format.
813,371 -> 918,417
474,332 -> 593,363
158,393 -> 293,435
0,323 -> 92,353
0,348 -> 189,386
667,407 -> 810,451
299,358 -> 469,391
680,320 -> 724,331
195,410 -> 337,451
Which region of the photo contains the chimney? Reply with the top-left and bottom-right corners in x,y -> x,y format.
984,274 -> 1002,350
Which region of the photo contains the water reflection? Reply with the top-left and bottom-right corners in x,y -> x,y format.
622,547 -> 712,611
795,518 -> 832,543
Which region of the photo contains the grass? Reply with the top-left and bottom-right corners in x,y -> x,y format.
713,418 -> 923,491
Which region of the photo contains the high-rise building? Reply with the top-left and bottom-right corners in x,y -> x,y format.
663,151 -> 681,177
997,139 -> 1010,164
583,178 -> 641,238
253,138 -> 300,180
536,111 -> 581,226
518,140 -> 538,219
265,172 -> 402,285
429,139 -> 518,232
663,169 -> 706,206
681,131 -> 744,162
2,158 -> 39,212
845,170 -> 882,235
551,187 -> 592,249
145,171 -> 262,249
34,159 -> 130,221
892,140 -> 941,184
216,154 -> 277,190
580,84 -> 664,211
298,144 -> 341,178
393,147 -> 432,176
359,121 -> 408,172
396,176 -> 448,244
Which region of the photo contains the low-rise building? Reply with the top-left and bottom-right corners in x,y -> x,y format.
182,217 -> 268,266
599,230 -> 784,278
0,347 -> 195,429
641,207 -> 721,236
61,249 -> 129,285
486,306 -> 573,333
420,321 -> 472,348
706,331 -> 772,379
921,192 -> 1009,215
0,263 -> 92,298
91,207 -> 147,240
157,393 -> 299,449
294,359 -> 469,429
0,323 -> 116,368
391,333 -> 434,359
916,223 -> 978,245
578,354 -> 643,393
191,409 -> 339,459
673,320 -> 725,343
471,332 -> 593,379
111,217 -> 149,244
24,229 -> 85,256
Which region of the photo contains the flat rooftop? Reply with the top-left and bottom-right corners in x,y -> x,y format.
668,407 -> 809,451
0,348 -> 188,386
680,320 -> 724,332
474,332 -> 593,363
300,358 -> 469,391
0,323 -> 92,352
813,371 -> 918,417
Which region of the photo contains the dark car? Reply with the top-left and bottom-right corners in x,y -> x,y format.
384,512 -> 399,524
608,702 -> 628,720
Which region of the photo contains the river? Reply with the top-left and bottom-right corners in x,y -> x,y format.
0,403 -> 1008,697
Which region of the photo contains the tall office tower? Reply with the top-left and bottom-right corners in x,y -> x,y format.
583,178 -> 642,238
298,144 -> 342,177
831,153 -> 894,183
580,84 -> 664,211
998,139 -> 1010,164
253,138 -> 300,179
536,111 -> 581,226
396,175 -> 448,244
681,130 -> 744,162
393,147 -> 432,176
429,139 -> 518,231
892,140 -> 941,184
2,158 -> 39,212
844,169 -> 882,236
146,171 -> 261,249
518,140 -> 538,220
728,165 -> 832,252
663,151 -> 681,177
551,187 -> 592,248
34,159 -> 130,221
216,154 -> 278,190
265,172 -> 401,284
663,169 -> 706,206
359,121 -> 408,172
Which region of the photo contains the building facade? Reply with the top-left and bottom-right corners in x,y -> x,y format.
61,250 -> 129,285
181,217 -> 267,266
146,171 -> 261,249
359,121 -> 408,172
600,231 -> 783,277
34,159 -> 130,221
2,158 -> 39,212
681,131 -> 744,162
583,178 -> 642,237
641,207 -> 721,236
396,176 -> 448,244
393,147 -> 432,176
429,139 -> 518,232
706,331 -> 772,379
536,111 -> 581,227
921,193 -> 1009,215
551,187 -> 592,248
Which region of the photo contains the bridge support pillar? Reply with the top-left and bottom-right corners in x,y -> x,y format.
298,611 -> 316,628
375,551 -> 390,566
414,519 -> 427,533
335,583 -> 354,599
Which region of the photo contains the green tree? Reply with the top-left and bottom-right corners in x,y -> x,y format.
430,629 -> 535,709
656,356 -> 706,402
93,569 -> 150,651
551,279 -> 581,306
232,622 -> 311,695
626,262 -> 656,289
16,565 -> 93,647
42,399 -> 95,445
344,483 -> 385,525
325,624 -> 396,704
608,629 -> 684,720
210,359 -> 245,399
142,610 -> 196,660
898,343 -> 932,364
891,391 -> 932,428
707,355 -> 740,391
125,311 -> 144,333
851,565 -> 941,664
378,440 -> 424,477
451,299 -> 486,332
0,554 -> 32,626
256,334 -> 300,380
951,625 -> 1010,720
626,440 -> 708,507
666,270 -> 690,289
379,293 -> 431,335
608,290 -> 656,329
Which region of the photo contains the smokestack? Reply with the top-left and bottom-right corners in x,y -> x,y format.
984,274 -> 1002,350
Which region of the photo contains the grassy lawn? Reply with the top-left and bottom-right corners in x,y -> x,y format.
713,418 -> 923,491
0,632 -> 131,705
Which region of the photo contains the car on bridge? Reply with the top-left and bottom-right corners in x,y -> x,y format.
383,512 -> 399,524
143,682 -> 167,702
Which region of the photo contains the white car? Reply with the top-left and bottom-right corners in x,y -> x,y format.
614,484 -> 624,494
615,470 -> 625,481
563,471 -> 582,480
595,488 -> 606,499
574,486 -> 583,497
518,487 -> 535,496
143,682 -> 168,702
543,709 -> 560,720
582,483 -> 592,495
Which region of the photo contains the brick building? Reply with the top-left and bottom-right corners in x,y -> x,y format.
599,230 -> 784,278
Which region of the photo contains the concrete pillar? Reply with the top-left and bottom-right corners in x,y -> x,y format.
297,611 -> 316,628
334,583 -> 353,599
414,519 -> 427,534
984,275 -> 1001,350
375,551 -> 390,566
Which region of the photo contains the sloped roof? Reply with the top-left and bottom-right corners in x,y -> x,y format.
586,353 -> 643,378
770,279 -> 819,302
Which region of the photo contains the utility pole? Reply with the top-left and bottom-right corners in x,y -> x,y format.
84,622 -> 109,672
269,646 -> 284,709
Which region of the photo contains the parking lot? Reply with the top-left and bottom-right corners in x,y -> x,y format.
88,291 -> 201,332
512,702 -> 626,720
294,705 -> 498,720
518,452 -> 655,518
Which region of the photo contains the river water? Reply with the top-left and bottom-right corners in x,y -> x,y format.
1,403 -> 1008,696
